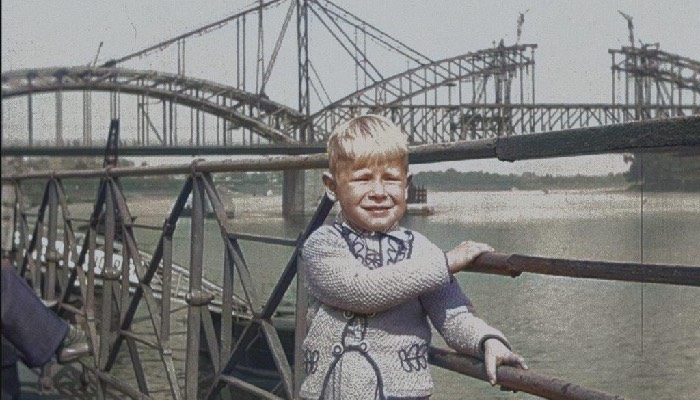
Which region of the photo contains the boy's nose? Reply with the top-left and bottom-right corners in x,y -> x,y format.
369,180 -> 387,196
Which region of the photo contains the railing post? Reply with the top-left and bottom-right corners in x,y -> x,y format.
186,174 -> 206,399
45,179 -> 59,301
99,181 -> 118,371
13,182 -> 25,268
1,183 -> 16,260
293,232 -> 308,398
221,236 -> 234,370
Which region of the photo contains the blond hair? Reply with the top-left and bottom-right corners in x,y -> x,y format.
327,115 -> 408,175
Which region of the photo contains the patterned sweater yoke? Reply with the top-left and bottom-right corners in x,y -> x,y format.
299,221 -> 509,400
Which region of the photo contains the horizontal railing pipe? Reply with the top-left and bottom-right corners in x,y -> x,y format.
2,116 -> 698,181
231,233 -> 298,247
0,145 -> 328,157
472,253 -> 700,287
429,347 -> 625,400
68,216 -> 164,231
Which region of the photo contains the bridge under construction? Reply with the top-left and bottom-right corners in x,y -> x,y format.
2,2 -> 698,216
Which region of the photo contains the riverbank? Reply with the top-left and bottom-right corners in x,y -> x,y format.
424,189 -> 700,225
59,187 -> 699,228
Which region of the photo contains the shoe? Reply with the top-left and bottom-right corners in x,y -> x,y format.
41,298 -> 58,309
57,325 -> 92,364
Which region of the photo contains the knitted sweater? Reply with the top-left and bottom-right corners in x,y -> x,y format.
299,221 -> 509,400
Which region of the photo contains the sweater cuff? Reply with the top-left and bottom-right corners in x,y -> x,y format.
442,251 -> 454,283
478,335 -> 511,357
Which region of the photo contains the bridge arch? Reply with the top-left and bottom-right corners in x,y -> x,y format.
1,67 -> 303,144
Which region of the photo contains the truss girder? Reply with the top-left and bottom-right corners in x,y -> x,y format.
327,44 -> 535,107
312,44 -> 537,132
312,104 -> 700,144
1,67 -> 303,143
610,47 -> 700,93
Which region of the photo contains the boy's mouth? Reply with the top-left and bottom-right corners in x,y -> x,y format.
363,206 -> 392,214
363,205 -> 392,210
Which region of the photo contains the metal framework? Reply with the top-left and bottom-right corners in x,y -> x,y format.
310,44 -> 538,141
2,117 -> 699,399
610,44 -> 700,116
315,103 -> 700,143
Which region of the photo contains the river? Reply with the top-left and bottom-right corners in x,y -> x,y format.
128,189 -> 699,400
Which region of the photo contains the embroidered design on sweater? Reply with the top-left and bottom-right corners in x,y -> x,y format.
332,222 -> 413,268
304,349 -> 320,374
311,223 -> 422,399
320,314 -> 386,399
398,343 -> 429,372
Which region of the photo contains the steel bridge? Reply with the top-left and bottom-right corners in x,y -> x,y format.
2,1 -> 699,151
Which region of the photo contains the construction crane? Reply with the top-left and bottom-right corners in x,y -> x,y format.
617,10 -> 635,47
516,9 -> 530,44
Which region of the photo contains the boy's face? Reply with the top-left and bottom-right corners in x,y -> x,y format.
325,158 -> 408,232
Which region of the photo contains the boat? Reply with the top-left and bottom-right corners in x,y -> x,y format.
407,203 -> 436,216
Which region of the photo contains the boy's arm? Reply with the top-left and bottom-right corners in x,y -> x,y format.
302,226 -> 450,314
420,280 -> 510,358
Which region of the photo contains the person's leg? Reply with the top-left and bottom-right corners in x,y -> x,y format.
1,261 -> 69,368
1,364 -> 21,400
1,337 -> 21,400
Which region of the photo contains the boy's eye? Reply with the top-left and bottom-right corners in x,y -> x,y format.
383,173 -> 402,182
352,175 -> 372,182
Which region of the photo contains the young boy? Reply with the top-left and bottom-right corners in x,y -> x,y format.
299,115 -> 527,399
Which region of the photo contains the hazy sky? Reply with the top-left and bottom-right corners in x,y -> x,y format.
2,0 -> 698,175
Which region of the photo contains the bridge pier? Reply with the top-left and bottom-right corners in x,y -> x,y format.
282,170 -> 305,217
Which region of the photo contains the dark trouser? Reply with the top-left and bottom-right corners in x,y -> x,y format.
1,362 -> 20,400
1,261 -> 69,367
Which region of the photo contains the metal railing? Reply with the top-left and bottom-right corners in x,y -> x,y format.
2,116 -> 699,399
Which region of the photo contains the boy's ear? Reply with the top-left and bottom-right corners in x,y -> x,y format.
322,172 -> 337,201
405,173 -> 413,201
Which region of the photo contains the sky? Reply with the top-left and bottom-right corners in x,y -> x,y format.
2,0 -> 699,176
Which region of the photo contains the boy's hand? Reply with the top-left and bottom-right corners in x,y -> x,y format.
483,338 -> 528,386
445,240 -> 494,274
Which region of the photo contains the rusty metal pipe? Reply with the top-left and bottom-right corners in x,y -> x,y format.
429,347 -> 625,400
